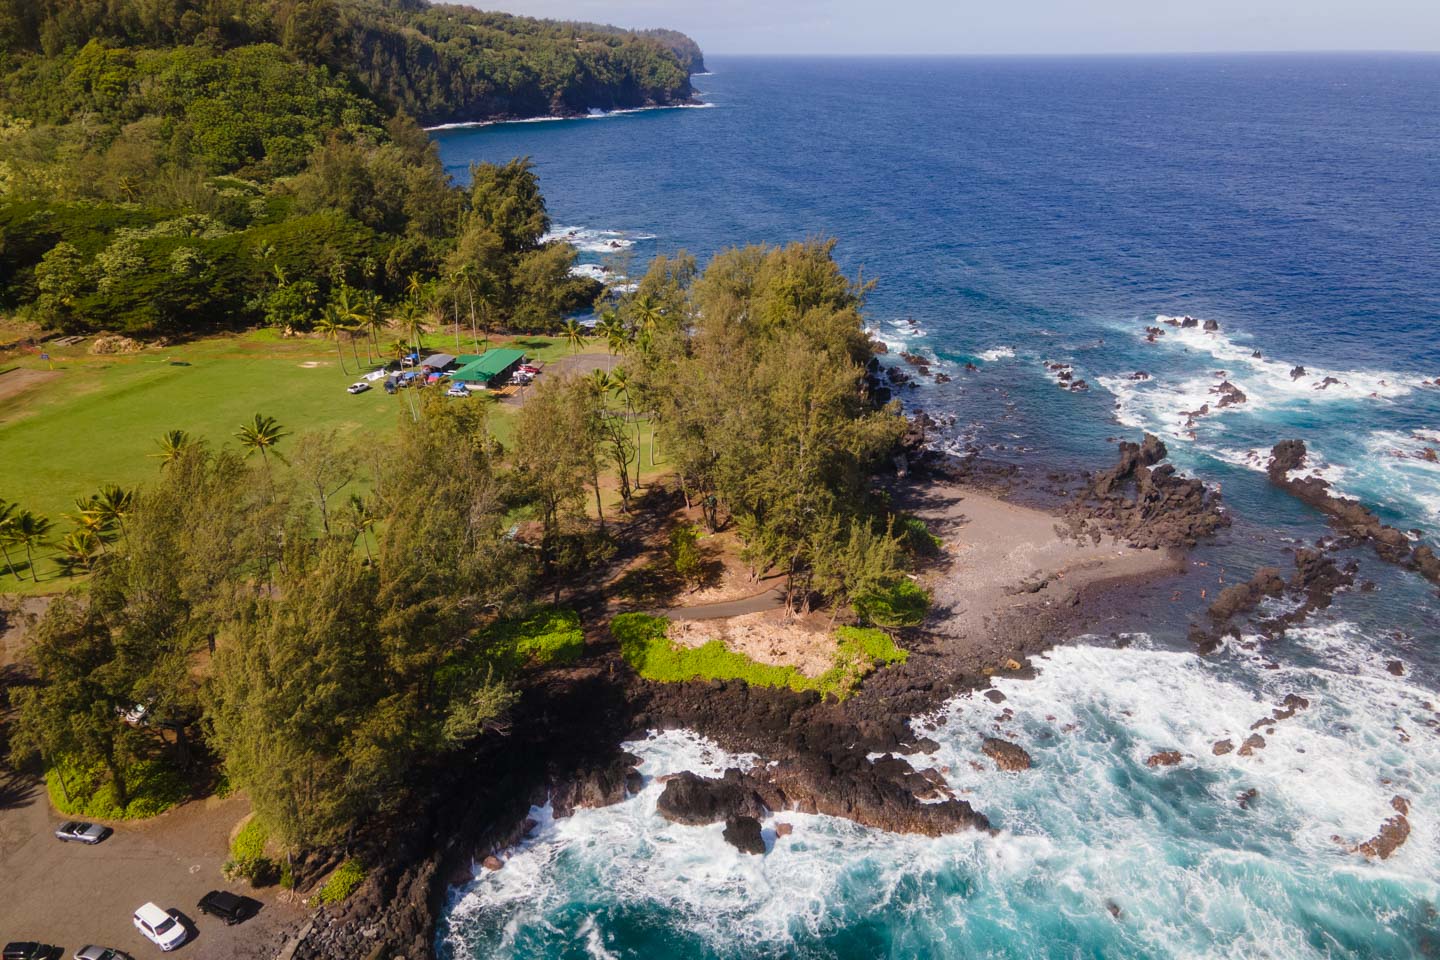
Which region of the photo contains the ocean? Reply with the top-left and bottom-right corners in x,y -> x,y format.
433,55 -> 1440,959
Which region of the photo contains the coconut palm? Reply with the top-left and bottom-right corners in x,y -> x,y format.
152,429 -> 195,467
609,366 -> 643,487
56,529 -> 102,576
562,318 -> 588,354
93,484 -> 135,546
585,368 -> 611,399
10,509 -> 53,581
346,493 -> 378,564
67,498 -> 112,554
452,263 -> 483,351
596,310 -> 628,355
357,293 -> 389,361
395,301 -> 427,358
315,305 -> 353,375
235,414 -> 290,477
331,286 -> 368,369
0,499 -> 20,580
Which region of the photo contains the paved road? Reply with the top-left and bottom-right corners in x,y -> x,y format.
0,777 -> 302,959
660,586 -> 786,621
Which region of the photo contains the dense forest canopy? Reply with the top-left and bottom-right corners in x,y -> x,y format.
0,0 -> 704,336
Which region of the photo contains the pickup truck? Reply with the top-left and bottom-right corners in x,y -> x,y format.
197,889 -> 256,925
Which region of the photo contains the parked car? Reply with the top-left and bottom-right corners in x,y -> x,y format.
133,902 -> 187,952
445,383 -> 470,398
55,820 -> 111,844
519,364 -> 541,375
197,890 -> 256,926
347,381 -> 370,395
3,944 -> 57,960
74,947 -> 132,960
117,701 -> 149,726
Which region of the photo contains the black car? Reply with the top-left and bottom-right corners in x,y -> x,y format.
196,889 -> 256,925
3,944 -> 57,960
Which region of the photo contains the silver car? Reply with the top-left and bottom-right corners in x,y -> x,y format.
55,821 -> 111,844
75,948 -> 132,960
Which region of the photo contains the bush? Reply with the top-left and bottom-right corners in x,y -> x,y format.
316,859 -> 366,904
611,613 -> 906,701
669,524 -> 703,586
482,607 -> 585,674
900,515 -> 944,557
46,754 -> 188,820
855,579 -> 931,627
225,816 -> 278,886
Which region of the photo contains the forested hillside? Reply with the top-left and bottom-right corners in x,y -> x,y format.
0,0 -> 702,336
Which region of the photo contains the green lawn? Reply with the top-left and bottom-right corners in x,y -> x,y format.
0,328 -> 588,591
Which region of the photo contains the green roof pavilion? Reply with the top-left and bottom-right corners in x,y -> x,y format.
451,348 -> 527,385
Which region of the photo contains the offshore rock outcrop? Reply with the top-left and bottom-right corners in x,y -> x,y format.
1267,440 -> 1440,587
1068,434 -> 1230,549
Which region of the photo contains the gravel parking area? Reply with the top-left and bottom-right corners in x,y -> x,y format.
0,783 -> 304,959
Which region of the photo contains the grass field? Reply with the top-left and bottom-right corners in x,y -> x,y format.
0,327 -> 643,591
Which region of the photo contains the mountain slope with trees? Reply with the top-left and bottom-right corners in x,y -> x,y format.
0,0 -> 703,336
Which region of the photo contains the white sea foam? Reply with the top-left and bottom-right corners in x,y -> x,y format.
441,643 -> 1439,959
426,102 -> 715,131
978,346 -> 1016,362
544,226 -> 657,254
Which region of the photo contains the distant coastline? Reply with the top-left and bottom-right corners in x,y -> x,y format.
425,100 -> 713,133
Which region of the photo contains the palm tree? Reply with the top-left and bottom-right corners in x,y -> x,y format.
56,529 -> 102,576
331,286 -> 368,369
358,293 -> 389,362
609,366 -> 643,488
596,310 -> 627,355
586,368 -> 611,399
346,493 -> 377,564
235,414 -> 290,479
394,301 -> 427,359
10,510 -> 53,581
93,484 -> 135,547
453,263 -> 482,351
68,497 -> 112,554
152,429 -> 195,467
563,318 -> 588,355
315,305 -> 353,375
0,499 -> 20,580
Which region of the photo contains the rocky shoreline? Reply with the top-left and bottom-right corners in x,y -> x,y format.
275,440 -> 1227,959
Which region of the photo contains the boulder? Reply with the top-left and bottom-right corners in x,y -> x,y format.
1203,319 -> 1219,331
1211,739 -> 1235,755
481,855 -> 504,872
1145,751 -> 1184,767
723,815 -> 766,855
774,822 -> 793,838
982,737 -> 1032,771
655,770 -> 766,826
1236,733 -> 1266,757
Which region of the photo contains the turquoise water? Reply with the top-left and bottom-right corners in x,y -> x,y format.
435,56 -> 1440,958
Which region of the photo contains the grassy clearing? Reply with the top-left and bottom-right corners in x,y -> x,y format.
46,753 -> 189,820
611,613 -> 907,700
0,330 -> 592,591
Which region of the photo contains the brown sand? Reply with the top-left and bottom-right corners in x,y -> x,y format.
669,609 -> 837,677
906,482 -> 1181,653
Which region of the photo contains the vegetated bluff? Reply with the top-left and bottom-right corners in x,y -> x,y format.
0,0 -> 700,127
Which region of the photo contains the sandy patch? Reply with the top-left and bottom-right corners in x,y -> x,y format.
669,608 -> 838,678
298,360 -> 329,369
904,482 -> 1180,647
0,367 -> 60,403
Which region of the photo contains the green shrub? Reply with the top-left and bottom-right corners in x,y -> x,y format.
279,859 -> 296,890
900,515 -> 944,557
483,607 -> 585,673
855,579 -> 931,627
225,816 -> 278,886
611,613 -> 907,701
46,754 -> 188,820
669,524 -> 703,586
316,859 -> 366,904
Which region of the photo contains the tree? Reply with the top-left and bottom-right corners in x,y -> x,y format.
514,376 -> 598,601
0,499 -> 18,579
152,429 -> 197,467
56,529 -> 103,575
314,305 -> 353,376
9,509 -> 53,581
291,431 -> 353,535
234,414 -> 290,483
93,484 -> 136,547
562,318 -> 587,354
9,597 -> 147,809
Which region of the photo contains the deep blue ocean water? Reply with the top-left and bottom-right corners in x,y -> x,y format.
434,56 -> 1440,959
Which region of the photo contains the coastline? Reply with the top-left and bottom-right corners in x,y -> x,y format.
424,100 -> 712,133
281,447 -> 1194,960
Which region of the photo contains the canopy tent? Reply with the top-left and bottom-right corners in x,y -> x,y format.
451,348 -> 527,385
